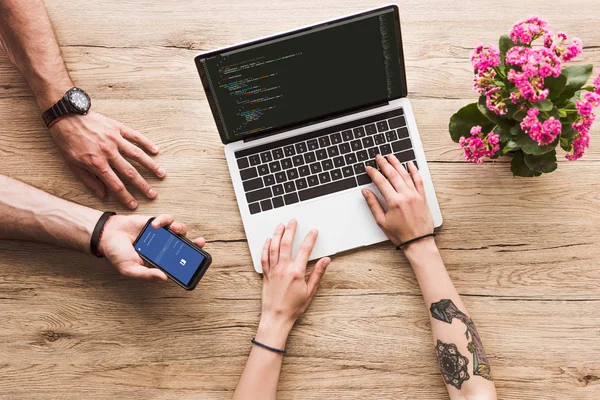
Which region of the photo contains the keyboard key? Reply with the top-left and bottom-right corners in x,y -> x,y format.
331,168 -> 343,180
240,167 -> 258,181
345,153 -> 357,164
397,127 -> 409,139
412,160 -> 419,170
260,199 -> 273,211
260,151 -> 273,163
237,157 -> 249,169
284,192 -> 299,205
263,174 -> 275,186
330,132 -> 342,144
333,156 -> 345,168
365,124 -> 377,135
284,145 -> 296,157
342,166 -> 354,177
365,160 -> 377,169
284,181 -> 296,193
386,130 -> 398,142
377,120 -> 389,132
339,143 -> 351,154
327,146 -> 340,157
296,178 -> 308,190
319,172 -> 331,184
287,168 -> 299,180
307,175 -> 319,187
388,115 -> 406,129
246,187 -> 272,203
395,149 -> 416,163
249,202 -> 261,215
298,177 -> 357,201
281,158 -> 293,169
243,177 -> 263,192
353,126 -> 366,138
342,130 -> 353,141
380,144 -> 392,155
353,163 -> 365,175
249,155 -> 261,166
368,147 -> 379,159
299,165 -> 311,177
272,148 -> 284,160
310,162 -> 322,174
258,165 -> 269,176
275,172 -> 287,183
318,136 -> 331,148
272,184 -> 284,196
357,173 -> 372,186
362,136 -> 374,148
357,150 -> 368,162
374,133 -> 385,145
293,155 -> 304,166
304,151 -> 316,163
392,138 -> 412,153
273,196 -> 285,208
269,161 -> 282,173
351,140 -> 363,151
322,159 -> 334,171
307,139 -> 319,150
316,149 -> 328,160
295,142 -> 307,153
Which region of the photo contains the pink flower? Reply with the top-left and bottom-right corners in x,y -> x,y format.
520,108 -> 561,145
510,16 -> 550,44
562,37 -> 582,62
507,68 -> 549,102
583,91 -> 600,107
471,44 -> 501,72
473,69 -> 497,94
505,46 -> 561,102
576,100 -> 593,116
567,103 -> 597,160
459,126 -> 500,163
594,73 -> 600,95
485,87 -> 507,115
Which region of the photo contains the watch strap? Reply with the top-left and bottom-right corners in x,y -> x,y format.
90,211 -> 117,258
42,96 -> 72,127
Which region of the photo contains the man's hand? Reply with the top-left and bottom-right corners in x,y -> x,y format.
361,154 -> 434,248
99,214 -> 205,281
50,111 -> 166,209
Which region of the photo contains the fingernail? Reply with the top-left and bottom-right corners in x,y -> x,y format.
148,188 -> 156,198
409,160 -> 415,167
311,228 -> 318,234
375,154 -> 381,159
173,223 -> 182,232
389,154 -> 398,161
323,258 -> 331,267
152,145 -> 159,153
362,189 -> 368,198
289,218 -> 296,224
129,200 -> 137,209
157,168 -> 166,177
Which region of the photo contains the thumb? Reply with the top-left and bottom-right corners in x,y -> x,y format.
307,257 -> 330,297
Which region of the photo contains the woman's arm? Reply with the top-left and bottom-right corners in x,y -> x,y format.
234,219 -> 330,400
362,155 -> 497,400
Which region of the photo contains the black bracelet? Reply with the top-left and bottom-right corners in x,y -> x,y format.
251,338 -> 286,354
396,233 -> 436,250
90,211 -> 116,258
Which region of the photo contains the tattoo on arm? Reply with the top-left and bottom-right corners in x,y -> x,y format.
430,299 -> 493,381
436,340 -> 470,389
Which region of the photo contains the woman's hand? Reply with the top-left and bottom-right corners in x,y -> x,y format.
99,214 -> 206,281
361,154 -> 434,249
256,219 -> 330,348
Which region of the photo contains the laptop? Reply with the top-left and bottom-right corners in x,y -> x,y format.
195,5 -> 442,272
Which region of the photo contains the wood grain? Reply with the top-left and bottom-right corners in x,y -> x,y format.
1,0 -> 600,399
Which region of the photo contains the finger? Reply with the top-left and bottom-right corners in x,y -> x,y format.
375,154 -> 406,192
366,165 -> 397,203
307,257 -> 330,297
295,229 -> 318,269
120,123 -> 160,155
192,237 -> 206,248
120,140 -> 166,179
407,161 -> 426,197
93,163 -> 137,209
279,218 -> 297,263
361,188 -> 386,226
269,223 -> 285,267
70,164 -> 106,198
261,237 -> 271,275
152,214 -> 175,229
169,221 -> 188,236
111,154 -> 156,200
388,154 -> 415,191
121,264 -> 168,282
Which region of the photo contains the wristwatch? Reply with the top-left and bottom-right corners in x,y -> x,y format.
42,87 -> 91,128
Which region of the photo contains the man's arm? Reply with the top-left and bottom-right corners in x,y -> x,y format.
0,0 -> 165,209
362,155 -> 497,400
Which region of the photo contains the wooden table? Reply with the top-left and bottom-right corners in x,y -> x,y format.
1,1 -> 599,398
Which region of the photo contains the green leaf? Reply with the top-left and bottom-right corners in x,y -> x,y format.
534,99 -> 554,112
545,74 -> 567,100
524,150 -> 557,173
514,126 -> 557,155
558,109 -> 567,118
560,136 -> 572,152
503,139 -> 521,154
448,103 -> 492,143
495,126 -> 513,143
513,110 -> 527,121
511,150 -> 542,177
556,64 -> 593,104
499,34 -> 515,66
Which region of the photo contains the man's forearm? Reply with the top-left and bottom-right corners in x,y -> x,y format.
0,175 -> 101,253
404,239 -> 497,399
0,0 -> 73,109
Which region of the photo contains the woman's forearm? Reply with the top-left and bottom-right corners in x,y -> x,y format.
404,238 -> 497,400
0,175 -> 102,253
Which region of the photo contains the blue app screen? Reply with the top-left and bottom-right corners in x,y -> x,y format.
136,223 -> 205,286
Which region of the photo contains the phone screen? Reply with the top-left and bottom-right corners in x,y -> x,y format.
135,223 -> 206,286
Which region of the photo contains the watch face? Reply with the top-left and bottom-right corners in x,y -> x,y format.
69,89 -> 90,112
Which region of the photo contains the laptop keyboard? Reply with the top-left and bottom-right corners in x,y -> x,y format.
234,108 -> 417,215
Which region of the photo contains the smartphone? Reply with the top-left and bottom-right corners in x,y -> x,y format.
133,217 -> 212,290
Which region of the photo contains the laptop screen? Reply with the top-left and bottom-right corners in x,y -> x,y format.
196,6 -> 407,144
